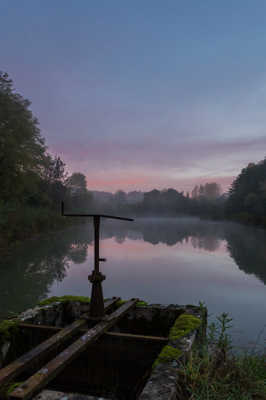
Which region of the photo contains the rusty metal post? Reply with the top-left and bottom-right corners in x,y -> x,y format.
61,202 -> 133,319
88,216 -> 105,318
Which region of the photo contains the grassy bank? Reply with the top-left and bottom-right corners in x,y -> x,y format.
176,312 -> 266,399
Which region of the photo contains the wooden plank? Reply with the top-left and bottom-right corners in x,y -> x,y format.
9,299 -> 138,400
18,324 -> 168,343
102,297 -> 120,313
0,297 -> 120,388
18,323 -> 59,332
105,332 -> 168,343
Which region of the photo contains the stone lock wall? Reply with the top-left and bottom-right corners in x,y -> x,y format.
0,299 -> 206,400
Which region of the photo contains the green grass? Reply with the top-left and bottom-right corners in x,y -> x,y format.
175,312 -> 266,400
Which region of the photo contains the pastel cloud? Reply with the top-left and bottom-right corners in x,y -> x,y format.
2,2 -> 266,194
51,133 -> 265,192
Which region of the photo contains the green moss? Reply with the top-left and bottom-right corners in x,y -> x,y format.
38,295 -> 91,306
116,299 -> 127,307
116,299 -> 148,307
6,382 -> 23,395
0,382 -> 23,398
169,313 -> 201,341
0,319 -> 18,345
136,301 -> 148,307
153,345 -> 182,368
39,297 -> 149,308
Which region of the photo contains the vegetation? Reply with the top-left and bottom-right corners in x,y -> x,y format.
153,312 -> 202,369
0,382 -> 23,399
0,319 -> 18,346
0,72 -> 93,248
38,296 -> 147,307
175,313 -> 266,400
153,345 -> 182,368
226,158 -> 266,228
38,295 -> 91,306
91,184 -> 226,220
169,313 -> 201,341
1,70 -> 265,251
91,158 -> 266,230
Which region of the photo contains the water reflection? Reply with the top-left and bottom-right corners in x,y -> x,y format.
225,224 -> 266,285
1,217 -> 266,351
0,225 -> 94,318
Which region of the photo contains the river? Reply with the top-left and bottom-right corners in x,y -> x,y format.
1,217 -> 266,351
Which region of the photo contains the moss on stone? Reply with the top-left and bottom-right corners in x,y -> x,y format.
116,299 -> 148,307
169,313 -> 201,341
136,300 -> 148,307
153,345 -> 182,368
116,299 -> 127,307
0,319 -> 18,345
38,295 -> 91,306
39,296 -> 148,308
6,382 -> 23,395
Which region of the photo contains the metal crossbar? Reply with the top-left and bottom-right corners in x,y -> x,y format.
61,202 -> 134,318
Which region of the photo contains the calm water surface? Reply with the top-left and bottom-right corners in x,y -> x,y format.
1,217 -> 266,351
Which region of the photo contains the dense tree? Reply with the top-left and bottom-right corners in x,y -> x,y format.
0,72 -> 93,247
65,172 -> 92,211
191,183 -> 221,200
0,72 -> 48,203
226,158 -> 266,225
66,172 -> 87,191
114,190 -> 127,205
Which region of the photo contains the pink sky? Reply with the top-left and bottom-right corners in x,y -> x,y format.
84,173 -> 234,194
3,2 -> 266,195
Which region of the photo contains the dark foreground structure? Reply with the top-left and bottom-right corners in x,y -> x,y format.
0,210 -> 206,399
0,297 -> 206,400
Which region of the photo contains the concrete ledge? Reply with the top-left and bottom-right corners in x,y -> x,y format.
34,390 -> 111,400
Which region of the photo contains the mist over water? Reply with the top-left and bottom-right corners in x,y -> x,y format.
1,217 -> 266,351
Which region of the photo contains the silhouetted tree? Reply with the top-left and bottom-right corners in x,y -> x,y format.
226,158 -> 266,226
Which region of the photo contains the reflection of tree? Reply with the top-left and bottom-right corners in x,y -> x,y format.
1,218 -> 228,319
68,244 -> 88,264
190,236 -> 219,252
102,218 -> 226,249
3,217 -> 265,320
225,224 -> 266,285
115,235 -> 126,244
0,224 -> 94,319
104,219 -> 266,285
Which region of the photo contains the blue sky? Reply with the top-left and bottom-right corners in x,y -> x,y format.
1,1 -> 266,192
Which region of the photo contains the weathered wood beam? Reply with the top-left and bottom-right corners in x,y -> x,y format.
9,299 -> 138,400
17,324 -> 168,343
105,332 -> 168,343
0,297 -> 120,388
104,297 -> 121,312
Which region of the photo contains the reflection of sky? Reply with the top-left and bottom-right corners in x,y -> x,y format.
48,234 -> 266,350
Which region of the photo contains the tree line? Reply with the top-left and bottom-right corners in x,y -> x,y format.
225,159 -> 266,227
1,71 -> 265,248
0,72 -> 93,248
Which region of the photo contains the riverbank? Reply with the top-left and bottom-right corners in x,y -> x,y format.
1,301 -> 265,399
176,312 -> 266,399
